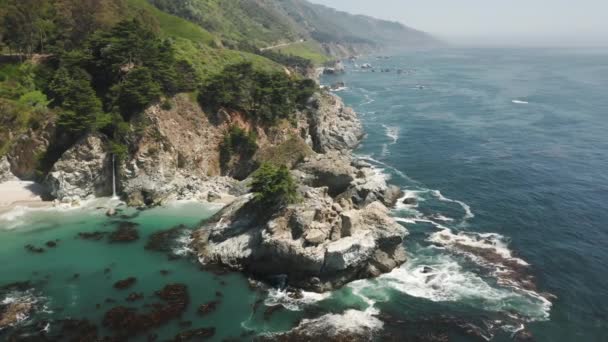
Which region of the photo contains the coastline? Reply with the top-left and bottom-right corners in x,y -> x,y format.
0,180 -> 52,215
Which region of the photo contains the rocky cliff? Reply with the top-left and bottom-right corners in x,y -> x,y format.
193,95 -> 407,292
0,156 -> 15,182
44,134 -> 112,201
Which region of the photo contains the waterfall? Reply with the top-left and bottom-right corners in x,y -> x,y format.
111,154 -> 117,199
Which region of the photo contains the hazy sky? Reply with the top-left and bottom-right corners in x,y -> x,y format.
309,0 -> 608,46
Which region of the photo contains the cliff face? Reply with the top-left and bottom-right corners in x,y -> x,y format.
194,153 -> 408,292
5,87 -> 365,208
120,94 -> 234,206
193,91 -> 408,292
44,134 -> 112,201
118,90 -> 363,207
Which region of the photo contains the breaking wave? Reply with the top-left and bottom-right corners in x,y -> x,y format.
382,125 -> 400,144
264,289 -> 331,311
431,190 -> 475,220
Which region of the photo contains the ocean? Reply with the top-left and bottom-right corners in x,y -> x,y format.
1,48 -> 607,341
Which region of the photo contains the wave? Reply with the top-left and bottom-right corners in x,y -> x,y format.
264,288 -> 330,311
382,125 -> 400,144
330,86 -> 348,92
512,100 -> 529,104
0,197 -> 123,230
172,230 -> 195,257
428,228 -> 528,266
378,250 -> 551,321
269,309 -> 384,340
355,155 -> 419,184
431,190 -> 475,220
0,289 -> 47,331
380,144 -> 389,157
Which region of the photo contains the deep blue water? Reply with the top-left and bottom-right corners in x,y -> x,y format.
324,48 -> 608,341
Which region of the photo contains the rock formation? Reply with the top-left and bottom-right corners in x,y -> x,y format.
194,142 -> 408,292
44,133 -> 112,201
306,93 -> 364,153
0,156 -> 16,182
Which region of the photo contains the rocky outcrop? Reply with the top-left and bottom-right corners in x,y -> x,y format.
0,300 -> 33,329
306,92 -> 364,153
194,152 -> 408,292
297,152 -> 356,196
5,121 -> 55,180
0,156 -> 16,182
44,134 -> 112,201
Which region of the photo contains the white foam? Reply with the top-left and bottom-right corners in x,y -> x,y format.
172,230 -> 195,257
356,155 -> 418,184
0,197 -> 118,230
428,228 -> 529,266
377,253 -> 550,320
382,125 -> 400,144
381,144 -> 390,157
431,214 -> 455,222
330,86 -> 348,92
432,190 -> 475,220
0,292 -> 40,329
512,100 -> 529,104
286,309 -> 384,338
264,289 -> 330,311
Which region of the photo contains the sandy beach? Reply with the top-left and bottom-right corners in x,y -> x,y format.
0,180 -> 52,215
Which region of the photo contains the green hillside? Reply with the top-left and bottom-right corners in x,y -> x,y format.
127,0 -> 216,45
148,0 -> 437,54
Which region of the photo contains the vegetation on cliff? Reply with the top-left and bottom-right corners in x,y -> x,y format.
250,163 -> 298,206
198,62 -> 316,124
0,0 -> 433,186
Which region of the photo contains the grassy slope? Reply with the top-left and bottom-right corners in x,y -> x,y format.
127,0 -> 215,45
173,39 -> 282,82
148,0 -> 301,47
146,0 -> 333,65
126,0 -> 284,78
269,41 -> 331,64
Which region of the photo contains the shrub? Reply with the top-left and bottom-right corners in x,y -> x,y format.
219,126 -> 258,169
113,67 -> 162,119
250,163 -> 298,206
198,62 -> 316,125
160,99 -> 173,111
49,67 -> 103,134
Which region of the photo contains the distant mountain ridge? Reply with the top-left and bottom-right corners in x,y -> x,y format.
148,0 -> 438,57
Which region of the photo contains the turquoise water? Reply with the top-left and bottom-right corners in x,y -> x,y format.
2,48 -> 607,341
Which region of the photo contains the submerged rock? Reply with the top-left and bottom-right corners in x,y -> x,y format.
24,244 -> 45,253
113,277 -> 137,290
109,222 -> 140,243
145,225 -> 189,257
103,283 -> 189,337
173,327 -> 215,341
126,292 -> 144,302
197,300 -> 220,316
77,231 -> 109,241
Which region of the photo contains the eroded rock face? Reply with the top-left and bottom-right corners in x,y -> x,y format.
120,95 -> 250,206
44,134 -> 111,200
306,92 -> 364,153
0,156 -> 16,182
6,121 -> 55,180
194,153 -> 408,292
